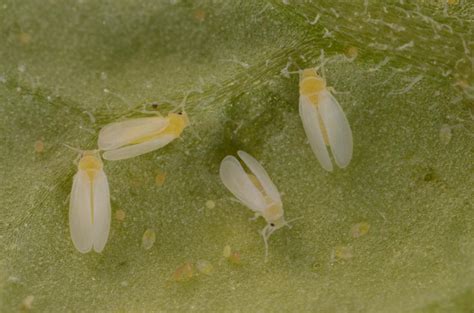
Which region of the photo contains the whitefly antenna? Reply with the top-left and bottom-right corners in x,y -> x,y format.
283,216 -> 304,229
261,224 -> 277,263
63,144 -> 100,154
260,216 -> 303,262
172,90 -> 203,141
315,49 -> 328,80
63,144 -> 88,164
171,89 -> 202,114
281,56 -> 302,77
62,144 -> 83,154
103,88 -> 131,108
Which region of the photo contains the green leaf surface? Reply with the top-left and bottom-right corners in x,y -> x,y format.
1,0 -> 473,312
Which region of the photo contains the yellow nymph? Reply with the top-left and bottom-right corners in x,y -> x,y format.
299,68 -> 353,171
98,112 -> 189,161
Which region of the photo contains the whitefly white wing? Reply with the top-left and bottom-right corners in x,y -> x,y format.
299,96 -> 333,171
219,155 -> 267,212
102,135 -> 175,161
98,117 -> 169,151
69,170 -> 94,253
318,90 -> 353,169
91,170 -> 111,253
237,150 -> 281,206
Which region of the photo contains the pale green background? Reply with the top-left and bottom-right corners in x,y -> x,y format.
0,1 -> 473,312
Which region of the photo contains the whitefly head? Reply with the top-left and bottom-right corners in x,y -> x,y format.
299,68 -> 327,96
260,213 -> 304,262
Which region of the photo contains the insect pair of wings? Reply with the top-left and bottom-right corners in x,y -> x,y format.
69,152 -> 110,253
299,89 -> 353,172
98,112 -> 188,161
219,150 -> 282,214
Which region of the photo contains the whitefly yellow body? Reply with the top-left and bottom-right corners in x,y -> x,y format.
299,68 -> 353,171
98,112 -> 189,161
69,151 -> 111,253
219,150 -> 288,261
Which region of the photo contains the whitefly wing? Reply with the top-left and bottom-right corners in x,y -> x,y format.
237,150 -> 281,206
91,170 -> 111,253
299,95 -> 333,171
318,90 -> 353,169
102,135 -> 175,161
219,155 -> 267,212
69,170 -> 94,253
98,116 -> 169,151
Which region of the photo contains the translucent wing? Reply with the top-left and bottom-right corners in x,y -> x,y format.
102,134 -> 175,160
318,90 -> 353,168
299,96 -> 333,171
237,150 -> 281,206
69,171 -> 93,253
91,170 -> 111,253
219,155 -> 267,212
98,117 -> 169,151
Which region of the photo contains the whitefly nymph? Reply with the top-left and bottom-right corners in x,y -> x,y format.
299,68 -> 353,171
69,150 -> 111,253
220,150 -> 298,261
